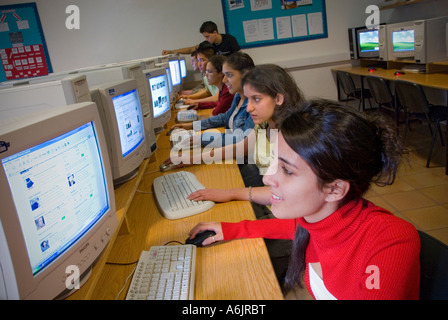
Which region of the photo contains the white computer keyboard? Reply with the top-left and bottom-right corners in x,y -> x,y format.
177,110 -> 197,122
153,171 -> 215,219
126,245 -> 197,300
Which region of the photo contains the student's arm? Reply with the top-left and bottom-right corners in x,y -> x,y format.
182,89 -> 210,100
188,219 -> 299,246
184,131 -> 271,205
184,92 -> 218,104
187,185 -> 271,205
162,45 -> 198,55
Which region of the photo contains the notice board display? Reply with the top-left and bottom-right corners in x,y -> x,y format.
0,3 -> 52,82
221,0 -> 327,49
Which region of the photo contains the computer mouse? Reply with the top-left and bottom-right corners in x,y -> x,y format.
159,163 -> 175,172
368,67 -> 377,72
185,230 -> 216,247
394,70 -> 405,76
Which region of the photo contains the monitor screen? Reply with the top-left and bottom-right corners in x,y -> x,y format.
1,121 -> 109,277
392,30 -> 415,52
168,59 -> 182,86
149,73 -> 170,118
111,88 -> 145,158
180,59 -> 187,78
358,29 -> 379,53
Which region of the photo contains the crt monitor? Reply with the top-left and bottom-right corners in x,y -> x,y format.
143,68 -> 171,133
0,102 -> 117,300
90,79 -> 146,185
77,63 -> 156,160
357,28 -> 380,58
386,17 -> 448,63
0,75 -> 91,121
168,57 -> 182,92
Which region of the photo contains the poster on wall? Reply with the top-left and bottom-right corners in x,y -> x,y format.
0,3 -> 52,82
222,0 -> 327,49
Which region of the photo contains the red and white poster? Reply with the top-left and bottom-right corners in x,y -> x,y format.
1,44 -> 50,80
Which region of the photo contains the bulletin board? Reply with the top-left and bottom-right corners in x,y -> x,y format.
221,0 -> 328,49
0,2 -> 52,82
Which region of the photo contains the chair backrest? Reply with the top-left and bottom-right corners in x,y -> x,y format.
418,230 -> 448,300
395,80 -> 430,115
336,71 -> 357,96
366,76 -> 393,105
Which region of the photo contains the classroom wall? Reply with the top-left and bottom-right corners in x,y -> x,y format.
1,0 -> 447,100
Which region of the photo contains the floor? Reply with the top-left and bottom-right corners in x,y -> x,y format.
285,104 -> 448,300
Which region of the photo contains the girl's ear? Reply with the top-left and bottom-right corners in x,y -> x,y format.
275,93 -> 285,106
324,179 -> 350,203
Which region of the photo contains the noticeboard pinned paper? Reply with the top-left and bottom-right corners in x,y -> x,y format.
222,0 -> 327,49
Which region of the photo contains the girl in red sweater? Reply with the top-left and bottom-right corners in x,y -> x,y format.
189,100 -> 421,300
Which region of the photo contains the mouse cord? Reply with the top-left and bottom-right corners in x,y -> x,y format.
115,265 -> 137,300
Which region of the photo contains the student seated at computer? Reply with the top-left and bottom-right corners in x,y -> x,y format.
178,50 -> 204,96
174,64 -> 304,208
162,21 -> 241,57
188,55 -> 234,116
180,44 -> 219,104
170,52 -> 256,147
188,100 -> 421,300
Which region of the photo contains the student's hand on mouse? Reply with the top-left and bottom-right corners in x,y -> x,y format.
187,189 -> 235,203
189,222 -> 223,246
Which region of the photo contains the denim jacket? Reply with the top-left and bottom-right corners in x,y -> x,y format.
198,93 -> 254,147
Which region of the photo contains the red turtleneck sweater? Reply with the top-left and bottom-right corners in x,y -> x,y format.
221,199 -> 420,300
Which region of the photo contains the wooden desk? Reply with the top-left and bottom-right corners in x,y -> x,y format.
333,66 -> 448,91
70,107 -> 283,300
332,65 -> 448,175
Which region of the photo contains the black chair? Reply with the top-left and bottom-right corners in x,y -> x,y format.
395,80 -> 446,168
336,71 -> 372,111
418,230 -> 448,300
365,75 -> 399,129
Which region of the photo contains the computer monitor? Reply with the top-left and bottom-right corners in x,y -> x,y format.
156,62 -> 175,101
143,68 -> 171,134
348,25 -> 384,60
0,102 -> 117,300
168,57 -> 182,92
90,79 -> 146,185
387,16 -> 448,63
77,64 -> 157,158
179,56 -> 187,79
0,75 -> 91,121
357,28 -> 380,58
